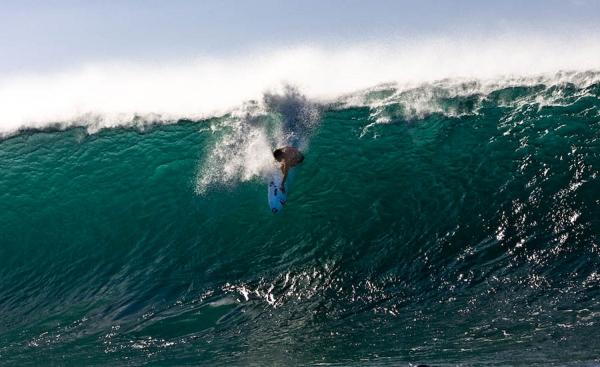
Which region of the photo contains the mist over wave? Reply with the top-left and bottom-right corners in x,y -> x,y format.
1,33 -> 600,136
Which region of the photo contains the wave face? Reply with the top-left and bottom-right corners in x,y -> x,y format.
2,72 -> 600,366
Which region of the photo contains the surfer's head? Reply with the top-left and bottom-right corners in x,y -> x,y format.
273,148 -> 285,162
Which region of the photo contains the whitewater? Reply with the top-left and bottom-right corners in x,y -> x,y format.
1,34 -> 600,136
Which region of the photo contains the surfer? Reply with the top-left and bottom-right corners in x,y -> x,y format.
273,146 -> 304,193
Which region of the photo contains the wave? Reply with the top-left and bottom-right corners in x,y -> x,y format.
1,33 -> 600,137
2,58 -> 600,365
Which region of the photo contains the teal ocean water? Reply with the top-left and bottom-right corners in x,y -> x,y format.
2,72 -> 600,366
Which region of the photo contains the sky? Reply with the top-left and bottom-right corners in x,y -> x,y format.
1,0 -> 600,74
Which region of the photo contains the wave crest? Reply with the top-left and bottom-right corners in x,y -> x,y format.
2,34 -> 600,137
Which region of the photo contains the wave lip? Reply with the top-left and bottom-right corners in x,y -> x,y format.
2,33 -> 600,137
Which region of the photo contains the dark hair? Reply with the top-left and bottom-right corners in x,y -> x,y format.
273,148 -> 284,161
298,154 -> 304,163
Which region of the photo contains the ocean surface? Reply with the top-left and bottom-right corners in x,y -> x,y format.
2,71 -> 600,366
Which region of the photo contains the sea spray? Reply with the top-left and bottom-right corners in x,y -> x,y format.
195,85 -> 321,193
2,35 -> 600,136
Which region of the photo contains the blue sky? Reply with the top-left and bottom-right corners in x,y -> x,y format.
1,0 -> 600,74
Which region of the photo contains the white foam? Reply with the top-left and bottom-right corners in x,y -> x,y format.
1,33 -> 600,136
195,122 -> 275,194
